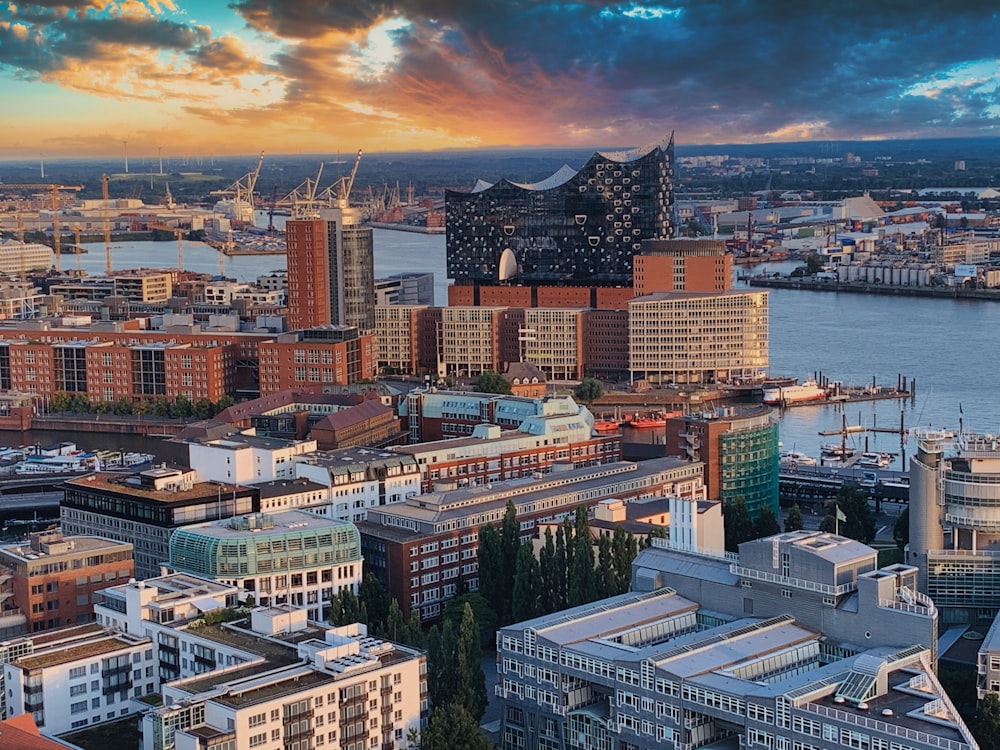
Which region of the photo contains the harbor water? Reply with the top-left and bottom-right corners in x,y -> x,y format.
76,234 -> 1000,469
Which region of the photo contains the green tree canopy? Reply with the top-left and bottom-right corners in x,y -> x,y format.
573,377 -> 604,404
420,702 -> 493,750
473,370 -> 511,394
975,692 -> 1000,750
512,542 -> 542,623
724,498 -> 754,552
784,504 -> 805,533
830,485 -> 877,543
753,504 -> 781,539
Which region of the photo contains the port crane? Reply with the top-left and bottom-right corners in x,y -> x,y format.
0,183 -> 84,273
277,149 -> 363,217
210,151 -> 264,226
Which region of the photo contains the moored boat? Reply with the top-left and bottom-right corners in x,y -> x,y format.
762,378 -> 829,405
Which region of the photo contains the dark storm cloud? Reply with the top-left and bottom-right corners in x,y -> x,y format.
229,0 -> 1000,141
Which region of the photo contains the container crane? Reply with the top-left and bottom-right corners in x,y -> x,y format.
210,151 -> 264,226
0,183 -> 84,273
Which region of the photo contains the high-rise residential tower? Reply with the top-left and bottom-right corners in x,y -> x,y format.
286,206 -> 375,332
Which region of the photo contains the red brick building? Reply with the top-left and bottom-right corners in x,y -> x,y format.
0,530 -> 134,634
258,327 -> 376,395
285,219 -> 332,330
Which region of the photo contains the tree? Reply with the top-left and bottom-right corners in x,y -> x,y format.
595,535 -> 614,599
499,500 -> 521,622
554,523 -> 568,611
402,608 -> 424,650
573,377 -> 604,404
383,598 -> 405,642
830,485 -> 877,543
173,394 -> 193,418
426,621 -> 455,709
567,508 -> 596,606
454,603 -> 488,721
420,702 -> 493,750
442,593 -> 497,648
538,528 -> 559,614
976,692 -> 1000,750
894,506 -> 909,550
193,397 -> 214,420
328,588 -> 362,626
213,395 -> 234,414
476,524 -> 503,618
784,504 -> 805,533
473,370 -> 511,394
359,574 -> 391,632
512,542 -> 541,622
753,504 -> 781,539
610,526 -> 637,594
724,498 -> 754,553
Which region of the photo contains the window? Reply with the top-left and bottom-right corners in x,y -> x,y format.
71,701 -> 88,714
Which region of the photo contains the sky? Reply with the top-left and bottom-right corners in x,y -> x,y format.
2,1 -> 1000,159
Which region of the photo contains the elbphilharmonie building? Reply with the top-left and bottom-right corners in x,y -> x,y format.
446,133 -> 675,298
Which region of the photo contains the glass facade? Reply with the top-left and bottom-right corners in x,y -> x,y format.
446,136 -> 674,286
169,518 -> 362,577
719,418 -> 779,520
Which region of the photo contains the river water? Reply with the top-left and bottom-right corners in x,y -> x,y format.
70,234 -> 999,469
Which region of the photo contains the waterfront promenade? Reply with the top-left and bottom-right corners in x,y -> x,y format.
750,275 -> 1000,300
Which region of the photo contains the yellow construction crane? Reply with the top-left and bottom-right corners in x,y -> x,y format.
0,183 -> 84,273
101,174 -> 112,275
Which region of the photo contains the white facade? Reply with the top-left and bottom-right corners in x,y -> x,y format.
3,626 -> 153,736
293,449 -> 422,524
187,436 -> 318,484
0,239 -> 52,274
143,622 -> 427,750
94,575 -> 267,686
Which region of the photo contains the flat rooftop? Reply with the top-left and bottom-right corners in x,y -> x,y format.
15,632 -> 146,671
64,472 -> 244,504
180,510 -> 355,539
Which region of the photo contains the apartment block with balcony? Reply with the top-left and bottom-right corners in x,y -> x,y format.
522,308 -> 586,382
141,617 -> 426,750
439,306 -> 506,378
2,625 -> 154,736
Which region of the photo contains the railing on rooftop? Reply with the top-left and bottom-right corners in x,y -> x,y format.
729,565 -> 857,596
804,701 -> 973,750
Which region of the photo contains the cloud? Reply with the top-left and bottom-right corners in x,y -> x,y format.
5,0 -> 1000,154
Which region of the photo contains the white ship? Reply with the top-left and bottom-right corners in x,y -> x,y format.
763,378 -> 828,405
